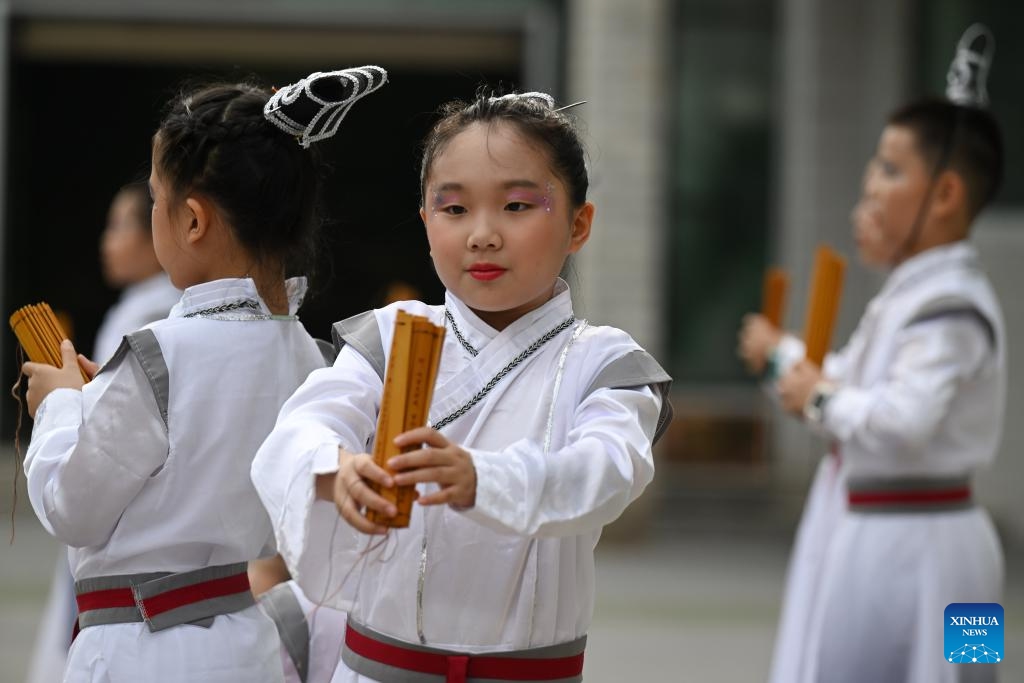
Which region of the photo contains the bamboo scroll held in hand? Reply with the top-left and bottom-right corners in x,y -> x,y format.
9,302 -> 90,382
801,246 -> 846,367
366,310 -> 445,528
761,267 -> 790,328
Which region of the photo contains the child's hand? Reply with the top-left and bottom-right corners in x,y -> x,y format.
78,354 -> 101,380
391,427 -> 477,509
333,447 -> 396,535
737,313 -> 783,374
22,340 -> 86,418
778,359 -> 823,416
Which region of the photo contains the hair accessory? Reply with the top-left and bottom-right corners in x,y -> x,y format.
264,66 -> 388,148
488,91 -> 586,113
555,100 -> 586,112
946,24 -> 994,108
489,91 -> 555,108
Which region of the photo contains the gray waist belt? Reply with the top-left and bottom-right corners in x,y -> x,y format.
847,475 -> 973,513
342,618 -> 587,683
74,561 -> 254,632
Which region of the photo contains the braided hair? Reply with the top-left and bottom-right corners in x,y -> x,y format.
154,83 -> 323,276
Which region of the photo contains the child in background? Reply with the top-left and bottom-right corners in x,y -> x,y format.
94,181 -> 183,362
252,91 -> 672,682
22,66 -> 386,682
742,26 -> 1005,683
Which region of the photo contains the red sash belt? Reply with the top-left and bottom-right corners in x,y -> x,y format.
343,619 -> 586,683
74,562 -> 254,633
846,476 -> 973,513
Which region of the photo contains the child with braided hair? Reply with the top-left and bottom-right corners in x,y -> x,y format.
21,66 -> 386,682
252,90 -> 672,682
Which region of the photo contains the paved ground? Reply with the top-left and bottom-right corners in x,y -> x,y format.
2,455 -> 1021,682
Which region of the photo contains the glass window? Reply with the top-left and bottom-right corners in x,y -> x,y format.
667,0 -> 777,382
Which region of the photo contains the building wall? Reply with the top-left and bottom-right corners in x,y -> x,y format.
772,0 -> 912,485
567,0 -> 669,361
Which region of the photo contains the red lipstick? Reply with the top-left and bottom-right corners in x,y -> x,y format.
467,262 -> 507,281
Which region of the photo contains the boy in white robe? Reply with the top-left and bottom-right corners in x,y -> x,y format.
743,27 -> 1006,683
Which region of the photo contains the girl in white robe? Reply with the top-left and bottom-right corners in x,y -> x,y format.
22,67 -> 387,683
252,91 -> 672,683
27,181 -> 181,683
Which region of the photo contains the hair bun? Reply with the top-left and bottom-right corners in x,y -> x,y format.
264,66 -> 388,148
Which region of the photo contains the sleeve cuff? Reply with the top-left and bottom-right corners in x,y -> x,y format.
456,449 -> 515,533
821,386 -> 872,441
772,335 -> 806,377
311,442 -> 342,475
32,388 -> 83,432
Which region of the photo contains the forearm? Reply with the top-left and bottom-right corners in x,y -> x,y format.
461,386 -> 659,538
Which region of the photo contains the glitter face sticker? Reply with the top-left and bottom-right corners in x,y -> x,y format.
506,182 -> 555,214
431,190 -> 460,217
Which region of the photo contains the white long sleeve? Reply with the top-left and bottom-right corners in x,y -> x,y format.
251,345 -> 381,602
25,352 -> 167,547
463,385 -> 659,537
823,316 -> 990,459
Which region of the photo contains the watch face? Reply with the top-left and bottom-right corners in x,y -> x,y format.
804,385 -> 832,423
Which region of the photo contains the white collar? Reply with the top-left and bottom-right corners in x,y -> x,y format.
443,278 -> 573,353
879,241 -> 979,299
171,277 -> 308,318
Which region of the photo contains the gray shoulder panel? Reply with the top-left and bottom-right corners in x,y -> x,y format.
125,329 -> 170,429
259,583 -> 310,683
907,296 -> 996,348
585,350 -> 674,445
314,338 -> 338,366
332,310 -> 385,381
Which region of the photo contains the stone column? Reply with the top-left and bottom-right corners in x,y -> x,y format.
773,0 -> 913,485
566,0 -> 670,360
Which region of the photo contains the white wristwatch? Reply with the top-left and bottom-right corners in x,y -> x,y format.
803,381 -> 836,424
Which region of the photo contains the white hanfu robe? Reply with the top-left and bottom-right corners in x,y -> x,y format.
795,242 -> 1005,683
260,580 -> 349,683
25,277 -> 324,683
252,280 -> 671,681
27,272 -> 180,683
767,323 -> 862,683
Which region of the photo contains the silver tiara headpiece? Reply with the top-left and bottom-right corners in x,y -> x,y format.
488,91 -> 586,112
945,24 -> 994,108
264,66 -> 388,148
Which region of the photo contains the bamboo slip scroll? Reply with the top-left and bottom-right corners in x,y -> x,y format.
365,310 -> 445,528
801,246 -> 846,366
761,267 -> 790,328
9,302 -> 90,382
